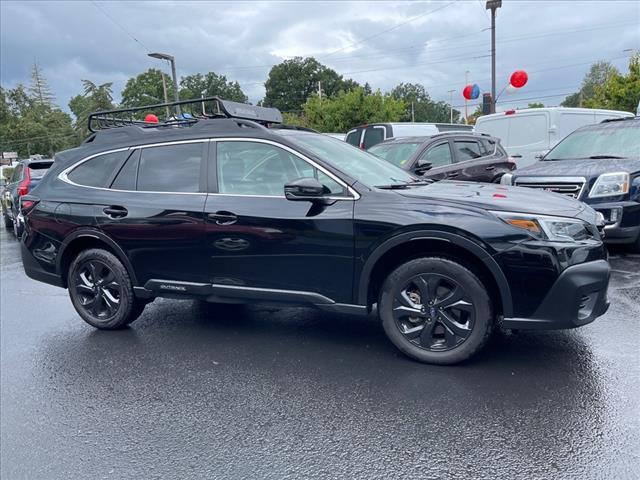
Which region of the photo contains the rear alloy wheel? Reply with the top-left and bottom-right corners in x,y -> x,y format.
68,249 -> 145,329
379,257 -> 493,365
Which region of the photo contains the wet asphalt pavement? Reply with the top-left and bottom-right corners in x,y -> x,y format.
1,224 -> 639,480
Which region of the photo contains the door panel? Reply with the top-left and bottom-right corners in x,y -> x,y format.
205,140 -> 355,303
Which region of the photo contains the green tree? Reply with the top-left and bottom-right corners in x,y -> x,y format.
121,68 -> 173,108
180,72 -> 247,103
584,54 -> 640,112
561,61 -> 618,107
301,87 -> 405,132
390,83 -> 460,123
69,80 -> 115,138
527,102 -> 545,108
263,57 -> 359,112
28,62 -> 55,109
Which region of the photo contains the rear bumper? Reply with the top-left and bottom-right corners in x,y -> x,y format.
502,259 -> 610,330
21,241 -> 64,288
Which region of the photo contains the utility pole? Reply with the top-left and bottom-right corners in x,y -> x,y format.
148,52 -> 181,116
486,1 -> 502,114
411,101 -> 415,122
318,81 -> 322,103
447,89 -> 455,123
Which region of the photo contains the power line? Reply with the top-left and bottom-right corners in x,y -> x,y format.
91,1 -> 149,53
320,1 -> 459,59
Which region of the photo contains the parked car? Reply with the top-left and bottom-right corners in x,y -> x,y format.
20,97 -> 610,365
1,157 -> 53,237
345,122 -> 473,150
368,132 -> 514,183
502,116 -> 640,249
475,107 -> 634,167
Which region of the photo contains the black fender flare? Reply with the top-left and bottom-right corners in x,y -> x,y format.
56,227 -> 139,286
357,230 -> 513,317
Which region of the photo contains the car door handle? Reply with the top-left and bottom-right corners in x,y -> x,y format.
208,211 -> 238,225
103,206 -> 128,218
485,166 -> 496,171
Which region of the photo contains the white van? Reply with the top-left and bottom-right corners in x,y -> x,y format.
474,107 -> 634,167
345,122 -> 472,149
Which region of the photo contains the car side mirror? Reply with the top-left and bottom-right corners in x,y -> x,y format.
415,159 -> 433,174
284,177 -> 325,201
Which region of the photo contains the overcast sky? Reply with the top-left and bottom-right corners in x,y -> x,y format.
1,0 -> 638,115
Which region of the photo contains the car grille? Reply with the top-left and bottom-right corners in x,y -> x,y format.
514,177 -> 586,199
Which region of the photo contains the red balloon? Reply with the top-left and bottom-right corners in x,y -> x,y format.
463,84 -> 473,100
510,70 -> 528,88
144,113 -> 159,123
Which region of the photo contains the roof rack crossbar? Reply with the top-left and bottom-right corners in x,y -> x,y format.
88,97 -> 282,133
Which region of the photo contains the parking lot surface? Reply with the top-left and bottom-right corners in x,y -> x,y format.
1,224 -> 639,479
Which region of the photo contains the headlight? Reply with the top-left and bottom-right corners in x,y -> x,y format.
589,172 -> 629,198
491,211 -> 594,242
500,173 -> 513,185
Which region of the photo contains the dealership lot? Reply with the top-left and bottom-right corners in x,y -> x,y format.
1,224 -> 638,479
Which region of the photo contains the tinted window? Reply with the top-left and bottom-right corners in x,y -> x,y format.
28,165 -> 51,179
345,130 -> 360,147
421,142 -> 453,167
138,143 -> 203,192
368,142 -> 423,167
217,141 -> 344,196
453,140 -> 484,161
363,128 -> 385,149
111,150 -> 140,191
68,151 -> 127,188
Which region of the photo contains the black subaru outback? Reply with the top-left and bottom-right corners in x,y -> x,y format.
19,98 -> 610,365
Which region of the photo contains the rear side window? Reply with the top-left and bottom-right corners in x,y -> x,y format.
110,150 -> 140,191
67,151 -> 128,188
345,130 -> 360,147
137,143 -> 204,193
453,140 -> 484,161
420,142 -> 453,167
363,127 -> 385,149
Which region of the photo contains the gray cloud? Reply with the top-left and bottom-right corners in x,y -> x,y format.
1,0 -> 638,115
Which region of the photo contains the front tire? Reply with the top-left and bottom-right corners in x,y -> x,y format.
379,257 -> 493,365
68,248 -> 145,329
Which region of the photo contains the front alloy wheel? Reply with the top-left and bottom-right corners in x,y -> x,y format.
379,257 -> 493,365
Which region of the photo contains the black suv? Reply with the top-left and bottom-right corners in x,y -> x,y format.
502,117 -> 640,250
20,98 -> 610,365
368,133 -> 514,183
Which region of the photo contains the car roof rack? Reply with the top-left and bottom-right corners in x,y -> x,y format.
600,116 -> 637,123
87,97 -> 283,133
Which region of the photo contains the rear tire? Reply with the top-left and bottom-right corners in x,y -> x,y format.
68,248 -> 145,329
378,257 -> 493,365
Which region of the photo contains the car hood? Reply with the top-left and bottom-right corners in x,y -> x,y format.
513,158 -> 640,179
398,181 -> 597,222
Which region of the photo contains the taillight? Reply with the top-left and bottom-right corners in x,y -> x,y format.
20,195 -> 39,215
17,167 -> 31,196
505,110 -> 516,115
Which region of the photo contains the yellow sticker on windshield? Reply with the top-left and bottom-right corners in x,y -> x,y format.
400,159 -> 407,165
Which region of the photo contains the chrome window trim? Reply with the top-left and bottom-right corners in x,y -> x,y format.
211,137 -> 360,201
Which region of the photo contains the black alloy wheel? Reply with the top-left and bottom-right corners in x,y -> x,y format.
73,259 -> 122,319
379,257 -> 493,365
68,248 -> 145,329
392,273 -> 474,352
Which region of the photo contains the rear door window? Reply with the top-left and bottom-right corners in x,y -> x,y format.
453,140 -> 484,161
67,151 -> 128,188
137,142 -> 205,193
363,127 -> 385,149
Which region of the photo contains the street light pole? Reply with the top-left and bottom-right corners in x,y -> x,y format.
148,52 -> 181,116
447,89 -> 455,123
486,0 -> 502,114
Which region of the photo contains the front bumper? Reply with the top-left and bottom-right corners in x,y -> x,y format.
502,259 -> 610,330
592,201 -> 640,244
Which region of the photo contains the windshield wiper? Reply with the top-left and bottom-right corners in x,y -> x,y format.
587,155 -> 626,159
375,181 -> 432,190
545,155 -> 626,161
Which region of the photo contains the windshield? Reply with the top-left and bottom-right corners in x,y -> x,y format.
545,122 -> 640,160
368,142 -> 422,167
281,132 -> 416,186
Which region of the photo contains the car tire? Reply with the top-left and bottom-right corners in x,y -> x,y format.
3,212 -> 12,230
68,248 -> 145,329
378,257 -> 493,365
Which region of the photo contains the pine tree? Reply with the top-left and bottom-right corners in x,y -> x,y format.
28,62 -> 55,108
